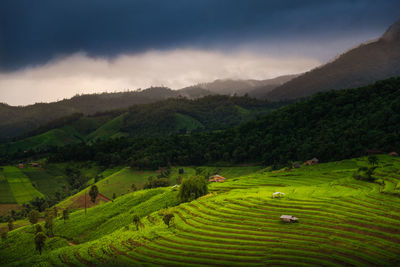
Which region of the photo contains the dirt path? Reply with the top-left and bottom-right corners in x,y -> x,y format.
97,193 -> 111,202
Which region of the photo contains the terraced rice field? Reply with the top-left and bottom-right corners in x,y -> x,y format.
2,156 -> 400,266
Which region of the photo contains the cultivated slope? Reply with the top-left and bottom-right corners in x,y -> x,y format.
2,156 -> 400,266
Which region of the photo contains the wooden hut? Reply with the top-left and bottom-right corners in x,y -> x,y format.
209,175 -> 226,183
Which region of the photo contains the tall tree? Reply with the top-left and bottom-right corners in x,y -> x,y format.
89,185 -> 99,203
7,218 -> 14,231
44,214 -> 54,237
34,232 -> 47,255
62,209 -> 69,224
28,210 -> 40,227
53,207 -> 58,218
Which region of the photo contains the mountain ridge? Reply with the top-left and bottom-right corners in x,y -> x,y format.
265,18 -> 400,100
0,75 -> 296,141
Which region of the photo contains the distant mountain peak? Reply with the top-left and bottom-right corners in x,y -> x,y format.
381,17 -> 400,42
265,18 -> 400,101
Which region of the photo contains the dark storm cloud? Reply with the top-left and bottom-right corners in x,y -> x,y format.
0,0 -> 399,71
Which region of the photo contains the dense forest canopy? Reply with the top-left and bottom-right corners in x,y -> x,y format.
0,95 -> 284,155
2,77 -> 400,168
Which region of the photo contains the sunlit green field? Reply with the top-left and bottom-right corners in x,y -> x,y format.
2,155 -> 400,266
0,166 -> 44,204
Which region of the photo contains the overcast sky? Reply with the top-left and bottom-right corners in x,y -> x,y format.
0,0 -> 399,106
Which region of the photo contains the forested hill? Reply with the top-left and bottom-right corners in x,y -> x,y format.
44,76 -> 400,169
0,75 -> 299,142
0,87 -> 211,141
1,95 -> 282,155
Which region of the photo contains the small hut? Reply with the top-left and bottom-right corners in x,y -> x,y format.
280,215 -> 298,223
272,192 -> 285,198
303,158 -> 319,166
30,162 -> 41,167
171,184 -> 179,191
389,152 -> 399,157
209,175 -> 226,183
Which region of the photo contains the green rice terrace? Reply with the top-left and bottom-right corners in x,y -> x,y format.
1,155 -> 400,266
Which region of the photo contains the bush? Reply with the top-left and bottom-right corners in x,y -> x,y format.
353,166 -> 377,182
143,178 -> 169,189
178,176 -> 208,202
163,213 -> 174,228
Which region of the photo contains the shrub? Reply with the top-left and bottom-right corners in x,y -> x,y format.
1,231 -> 7,241
178,176 -> 208,202
353,166 -> 377,182
163,213 -> 174,228
28,210 -> 40,226
89,185 -> 99,203
143,178 -> 169,189
34,232 -> 47,255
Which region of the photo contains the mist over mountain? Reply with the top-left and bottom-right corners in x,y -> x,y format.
266,18 -> 400,100
182,74 -> 298,97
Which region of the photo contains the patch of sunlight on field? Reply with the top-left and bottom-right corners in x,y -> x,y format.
2,166 -> 44,204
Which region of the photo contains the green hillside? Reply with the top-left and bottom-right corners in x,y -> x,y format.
2,155 -> 400,266
86,113 -> 128,141
1,126 -> 83,154
0,166 -> 44,204
175,113 -> 204,133
58,165 -> 262,209
44,76 -> 400,170
1,95 -> 280,157
21,167 -> 69,197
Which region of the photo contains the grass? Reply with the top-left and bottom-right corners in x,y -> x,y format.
1,126 -> 83,154
0,169 -> 17,204
175,113 -> 204,132
21,167 -> 69,197
92,167 -> 158,199
2,155 -> 400,266
86,113 -> 128,141
1,166 -> 44,204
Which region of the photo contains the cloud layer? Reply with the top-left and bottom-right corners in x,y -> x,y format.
0,49 -> 320,105
1,0 -> 399,70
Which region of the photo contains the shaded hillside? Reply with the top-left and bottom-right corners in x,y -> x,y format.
1,95 -> 282,155
45,76 -> 400,168
0,87 -> 199,141
0,75 -> 297,141
121,95 -> 279,137
266,18 -> 400,100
